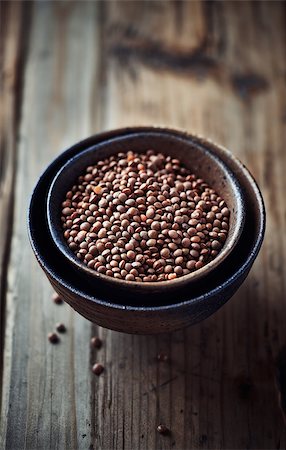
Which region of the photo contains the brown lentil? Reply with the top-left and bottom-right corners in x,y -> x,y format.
92,363 -> 104,376
91,336 -> 102,349
62,150 -> 230,282
157,352 -> 169,362
52,292 -> 63,304
48,332 -> 59,344
157,424 -> 170,435
56,323 -> 66,333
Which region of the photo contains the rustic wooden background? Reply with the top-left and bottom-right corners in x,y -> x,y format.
1,2 -> 286,449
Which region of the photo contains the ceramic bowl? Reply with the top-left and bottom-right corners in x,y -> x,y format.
47,131 -> 246,294
28,127 -> 265,334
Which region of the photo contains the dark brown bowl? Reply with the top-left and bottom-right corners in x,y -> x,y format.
47,131 -> 245,293
28,127 -> 265,334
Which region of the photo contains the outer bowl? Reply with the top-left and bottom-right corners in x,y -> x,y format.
47,131 -> 246,293
28,127 -> 265,334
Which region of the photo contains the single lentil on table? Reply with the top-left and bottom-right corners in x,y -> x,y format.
91,336 -> 103,349
52,292 -> 63,304
61,150 -> 230,282
157,424 -> 170,435
92,363 -> 104,376
48,332 -> 60,344
56,323 -> 66,333
157,352 -> 169,362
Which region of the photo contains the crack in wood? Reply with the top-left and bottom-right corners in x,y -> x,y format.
142,375 -> 179,396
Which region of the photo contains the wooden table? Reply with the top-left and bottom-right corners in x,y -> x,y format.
1,2 -> 286,449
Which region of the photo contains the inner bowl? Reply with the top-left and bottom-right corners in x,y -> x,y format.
47,131 -> 245,292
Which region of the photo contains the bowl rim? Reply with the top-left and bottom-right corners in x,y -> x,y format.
28,126 -> 265,312
46,130 -> 246,289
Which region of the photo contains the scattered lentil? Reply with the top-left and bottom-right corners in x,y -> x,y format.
56,323 -> 66,333
92,363 -> 104,376
52,292 -> 63,304
157,424 -> 170,435
157,352 -> 169,362
91,336 -> 102,349
62,150 -> 230,282
48,332 -> 59,344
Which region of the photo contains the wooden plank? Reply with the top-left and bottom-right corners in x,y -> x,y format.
1,1 -> 286,449
0,2 -> 101,449
0,1 -> 26,400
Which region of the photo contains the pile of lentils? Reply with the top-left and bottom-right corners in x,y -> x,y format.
61,150 -> 230,282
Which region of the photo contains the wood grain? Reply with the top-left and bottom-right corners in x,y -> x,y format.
1,1 -> 286,449
0,1 -> 27,399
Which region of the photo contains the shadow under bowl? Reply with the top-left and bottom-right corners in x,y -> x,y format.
28,127 -> 265,334
47,131 -> 246,294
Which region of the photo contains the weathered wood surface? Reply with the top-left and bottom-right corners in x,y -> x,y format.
1,2 -> 285,449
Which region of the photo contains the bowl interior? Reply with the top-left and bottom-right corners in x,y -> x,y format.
47,131 -> 245,291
